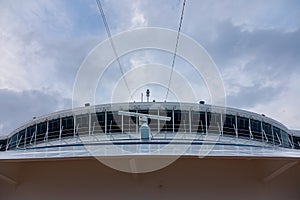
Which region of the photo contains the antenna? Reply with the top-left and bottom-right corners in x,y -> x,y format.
146,89 -> 150,102
118,111 -> 171,140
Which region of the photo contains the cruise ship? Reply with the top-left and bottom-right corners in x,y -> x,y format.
1,101 -> 299,199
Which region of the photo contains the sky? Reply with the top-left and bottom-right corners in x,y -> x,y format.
0,0 -> 300,136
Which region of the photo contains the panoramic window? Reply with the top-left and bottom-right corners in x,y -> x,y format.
48,119 -> 60,139
251,119 -> 261,140
62,116 -> 74,137
223,114 -> 235,136
36,122 -> 47,142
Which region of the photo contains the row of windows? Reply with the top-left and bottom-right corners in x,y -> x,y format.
1,110 -> 297,151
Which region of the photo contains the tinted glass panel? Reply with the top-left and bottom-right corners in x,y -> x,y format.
0,139 -> 7,151
273,126 -> 281,145
292,136 -> 300,149
62,116 -> 74,137
26,125 -> 36,145
237,116 -> 249,138
191,111 -> 204,133
18,129 -> 26,148
251,119 -> 261,140
161,110 -> 173,132
9,133 -> 18,150
223,114 -> 235,136
106,111 -> 122,133
96,112 -> 106,133
282,131 -> 290,148
262,122 -> 273,143
36,122 -> 47,142
48,119 -> 60,139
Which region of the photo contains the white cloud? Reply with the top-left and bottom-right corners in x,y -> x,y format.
222,57 -> 256,96
130,1 -> 148,28
0,0 -> 74,92
250,74 -> 300,130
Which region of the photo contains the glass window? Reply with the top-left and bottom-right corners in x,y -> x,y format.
36,122 -> 47,142
76,114 -> 89,135
148,109 -> 159,133
177,111 -> 189,133
191,111 -> 203,133
0,139 -> 7,151
90,113 -> 103,134
161,110 -> 173,133
48,119 -> 60,139
223,114 -> 235,136
251,119 -> 261,140
26,125 -> 36,145
262,122 -> 272,143
62,116 -> 74,137
121,112 -> 136,134
9,133 -> 18,150
237,116 -> 250,138
106,111 -> 122,133
292,135 -> 300,149
96,112 -> 106,134
282,131 -> 291,148
18,129 -> 26,148
273,126 -> 281,145
207,113 -> 221,133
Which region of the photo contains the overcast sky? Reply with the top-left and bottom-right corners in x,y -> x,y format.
0,0 -> 299,136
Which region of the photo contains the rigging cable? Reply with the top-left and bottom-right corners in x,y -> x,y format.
165,0 -> 187,101
95,0 -> 134,101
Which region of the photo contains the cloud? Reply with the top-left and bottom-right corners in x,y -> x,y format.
250,74 -> 300,130
0,89 -> 71,136
0,0 -> 105,95
0,0 -> 300,135
0,0 -> 71,91
0,0 -> 103,135
130,1 -> 148,28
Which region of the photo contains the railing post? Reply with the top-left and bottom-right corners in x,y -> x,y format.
234,114 -> 238,138
59,117 -> 62,141
172,109 -> 175,133
35,123 -> 38,145
92,122 -> 95,135
262,129 -> 268,143
88,110 -> 91,136
271,125 -> 275,146
121,114 -> 124,134
24,128 -> 27,149
261,121 -> 264,143
217,122 -> 221,136
189,109 -> 192,133
291,132 -> 295,149
6,138 -> 11,151
46,120 -> 49,143
278,129 -> 283,145
135,110 -> 138,134
105,110 -> 107,134
205,110 -> 208,134
220,112 -> 223,136
158,108 -> 160,132
73,115 -> 77,137
248,118 -> 253,139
